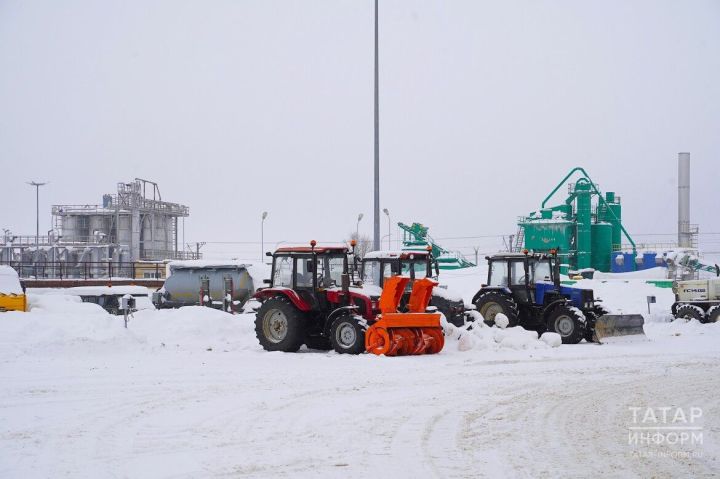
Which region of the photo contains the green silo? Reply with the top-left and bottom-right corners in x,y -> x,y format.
520,209 -> 573,266
598,192 -> 622,251
574,180 -> 592,269
591,222 -> 613,272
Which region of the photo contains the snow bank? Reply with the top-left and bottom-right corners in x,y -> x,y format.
593,267 -> 668,280
1,293 -> 260,357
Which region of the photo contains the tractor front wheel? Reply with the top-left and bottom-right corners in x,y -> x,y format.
706,306 -> 720,323
547,305 -> 586,344
474,292 -> 519,327
255,297 -> 306,352
675,304 -> 706,322
329,314 -> 366,355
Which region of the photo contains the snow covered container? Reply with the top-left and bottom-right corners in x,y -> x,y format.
0,265 -> 26,312
153,260 -> 254,311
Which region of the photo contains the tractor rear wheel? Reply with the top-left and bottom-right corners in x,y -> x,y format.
707,306 -> 720,323
329,314 -> 366,355
255,297 -> 306,352
547,304 -> 586,344
675,304 -> 706,322
474,292 -> 519,327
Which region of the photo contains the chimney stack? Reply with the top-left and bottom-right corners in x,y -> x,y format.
678,152 -> 691,248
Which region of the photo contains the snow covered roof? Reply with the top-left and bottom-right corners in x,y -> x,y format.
169,260 -> 250,270
0,265 -> 23,295
275,244 -> 349,254
364,250 -> 429,260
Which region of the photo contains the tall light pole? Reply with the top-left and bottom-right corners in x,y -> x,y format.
261,211 -> 268,262
27,181 -> 47,251
382,208 -> 391,249
356,213 -> 364,240
372,0 -> 381,251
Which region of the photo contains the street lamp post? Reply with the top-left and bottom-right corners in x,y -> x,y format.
356,213 -> 364,240
261,211 -> 268,262
27,181 -> 47,251
372,0 -> 381,251
382,208 -> 391,249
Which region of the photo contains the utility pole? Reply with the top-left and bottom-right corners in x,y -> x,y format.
188,242 -> 205,259
27,181 -> 47,250
473,246 -> 480,266
372,0 -> 380,251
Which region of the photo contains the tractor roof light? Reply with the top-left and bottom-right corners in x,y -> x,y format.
426,245 -> 432,252
350,239 -> 357,247
310,240 -> 317,250
523,249 -> 529,255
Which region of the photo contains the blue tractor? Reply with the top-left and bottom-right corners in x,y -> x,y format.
471,251 -> 645,344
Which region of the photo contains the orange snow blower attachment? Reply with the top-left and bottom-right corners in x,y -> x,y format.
365,276 -> 445,356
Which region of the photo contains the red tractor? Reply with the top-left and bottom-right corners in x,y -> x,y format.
253,241 -> 376,354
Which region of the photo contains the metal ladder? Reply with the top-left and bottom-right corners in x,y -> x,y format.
513,227 -> 525,252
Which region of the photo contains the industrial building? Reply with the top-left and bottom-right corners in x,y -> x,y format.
0,179 -> 197,280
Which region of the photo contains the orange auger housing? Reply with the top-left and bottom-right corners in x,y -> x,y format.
365,276 -> 445,356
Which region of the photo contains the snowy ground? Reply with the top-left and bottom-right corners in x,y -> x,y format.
1,272 -> 719,478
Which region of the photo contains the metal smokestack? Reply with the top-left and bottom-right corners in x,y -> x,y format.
678,152 -> 691,248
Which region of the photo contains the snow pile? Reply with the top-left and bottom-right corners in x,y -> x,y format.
0,265 -> 23,294
540,332 -> 562,347
645,317 -> 720,340
494,313 -> 509,329
444,319 -> 560,352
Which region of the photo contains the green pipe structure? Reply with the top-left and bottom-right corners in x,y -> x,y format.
541,167 -> 636,253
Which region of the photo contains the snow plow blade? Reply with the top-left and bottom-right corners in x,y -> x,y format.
365,276 -> 445,356
592,314 -> 646,343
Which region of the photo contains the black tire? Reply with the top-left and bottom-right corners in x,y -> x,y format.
304,335 -> 332,351
255,296 -> 306,352
473,291 -> 519,327
547,304 -> 586,344
431,295 -> 466,327
675,304 -> 706,322
583,306 -> 609,342
329,314 -> 366,355
707,306 -> 720,323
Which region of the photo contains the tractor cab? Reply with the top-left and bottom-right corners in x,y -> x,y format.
265,243 -> 351,310
360,250 -> 438,289
360,250 -> 468,327
485,252 -> 560,304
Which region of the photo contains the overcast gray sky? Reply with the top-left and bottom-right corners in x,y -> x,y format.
1,0 -> 718,259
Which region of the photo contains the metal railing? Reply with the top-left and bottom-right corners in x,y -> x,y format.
1,260 -> 165,280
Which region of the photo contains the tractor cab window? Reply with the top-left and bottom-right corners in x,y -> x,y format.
324,255 -> 345,287
532,261 -> 552,283
400,260 -> 429,280
362,260 -> 382,286
489,260 -> 509,287
273,256 -> 293,287
295,257 -> 314,288
510,261 -> 528,286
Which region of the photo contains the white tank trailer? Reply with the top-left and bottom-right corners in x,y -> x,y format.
153,261 -> 255,312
